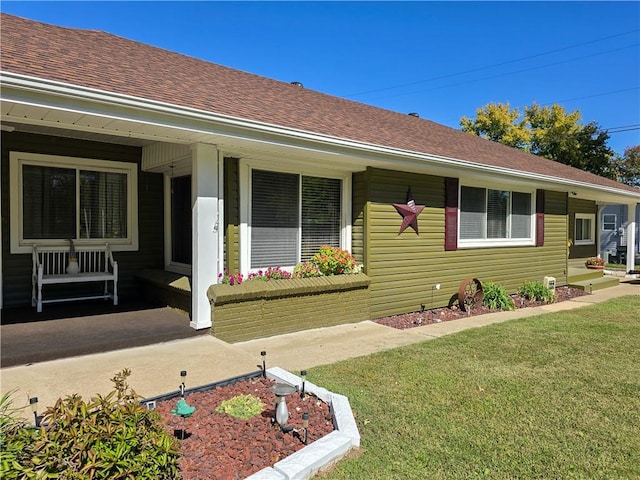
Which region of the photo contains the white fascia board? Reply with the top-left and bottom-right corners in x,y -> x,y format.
3,72 -> 640,203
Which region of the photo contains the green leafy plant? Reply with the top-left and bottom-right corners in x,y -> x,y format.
482,281 -> 515,310
292,262 -> 322,278
2,369 -> 181,479
215,394 -> 265,420
519,281 -> 556,303
310,245 -> 357,276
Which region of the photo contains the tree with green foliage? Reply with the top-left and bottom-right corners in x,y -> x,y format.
461,102 -> 616,179
459,102 -> 530,149
612,145 -> 640,188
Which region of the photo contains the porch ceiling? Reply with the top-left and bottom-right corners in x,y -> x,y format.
1,100 -> 220,147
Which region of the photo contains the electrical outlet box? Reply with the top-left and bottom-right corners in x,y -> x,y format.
543,276 -> 556,291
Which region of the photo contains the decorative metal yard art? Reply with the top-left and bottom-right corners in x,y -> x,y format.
171,370 -> 196,439
458,278 -> 483,313
271,383 -> 297,433
393,187 -> 425,235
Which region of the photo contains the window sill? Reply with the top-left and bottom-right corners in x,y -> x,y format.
458,239 -> 536,249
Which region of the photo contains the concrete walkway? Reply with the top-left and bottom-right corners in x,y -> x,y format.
2,281 -> 638,414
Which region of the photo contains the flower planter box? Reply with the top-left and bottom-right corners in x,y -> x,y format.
586,265 -> 604,270
207,274 -> 371,342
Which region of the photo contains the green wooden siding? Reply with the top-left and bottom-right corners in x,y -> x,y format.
351,171 -> 366,265
363,168 -> 569,319
1,132 -> 164,308
568,197 -> 598,259
223,157 -> 240,273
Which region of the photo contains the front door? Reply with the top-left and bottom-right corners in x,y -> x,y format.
170,175 -> 192,269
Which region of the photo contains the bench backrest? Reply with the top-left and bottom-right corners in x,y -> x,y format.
33,246 -> 114,275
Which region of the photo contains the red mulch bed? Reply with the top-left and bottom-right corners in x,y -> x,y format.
374,286 -> 588,330
155,376 -> 333,480
153,287 -> 587,478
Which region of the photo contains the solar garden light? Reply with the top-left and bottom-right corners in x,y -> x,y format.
261,351 -> 267,378
302,412 -> 310,444
29,396 -> 40,427
300,370 -> 307,399
171,370 -> 196,439
180,370 -> 187,397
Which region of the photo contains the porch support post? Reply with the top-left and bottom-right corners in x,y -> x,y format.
190,143 -> 220,329
626,203 -> 637,273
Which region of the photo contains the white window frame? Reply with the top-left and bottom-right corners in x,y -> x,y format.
575,213 -> 596,245
239,159 -> 351,275
458,182 -> 536,248
602,213 -> 616,232
10,152 -> 138,254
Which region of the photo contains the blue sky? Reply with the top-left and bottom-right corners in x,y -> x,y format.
2,1 -> 639,155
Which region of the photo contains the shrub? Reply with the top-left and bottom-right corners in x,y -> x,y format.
482,282 -> 515,311
0,391 -> 37,480
2,369 -> 181,479
310,245 -> 357,276
215,394 -> 265,420
292,262 -> 322,278
519,281 -> 556,303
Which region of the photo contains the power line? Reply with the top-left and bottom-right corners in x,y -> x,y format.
362,44 -> 639,103
344,29 -> 639,98
607,125 -> 640,134
540,87 -> 640,107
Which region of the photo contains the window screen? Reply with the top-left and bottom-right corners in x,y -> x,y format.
301,176 -> 341,261
251,170 -> 299,268
23,165 -> 76,239
460,186 -> 486,240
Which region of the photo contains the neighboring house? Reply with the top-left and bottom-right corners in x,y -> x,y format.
1,14 -> 639,329
600,205 -> 640,263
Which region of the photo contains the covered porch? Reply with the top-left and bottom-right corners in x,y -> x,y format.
0,298 -> 207,368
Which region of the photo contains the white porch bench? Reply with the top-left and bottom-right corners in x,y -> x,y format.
32,244 -> 118,312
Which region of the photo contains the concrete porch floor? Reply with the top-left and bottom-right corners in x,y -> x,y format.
1,299 -> 208,368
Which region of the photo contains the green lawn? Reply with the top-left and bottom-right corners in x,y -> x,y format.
311,296 -> 640,479
605,263 -> 639,270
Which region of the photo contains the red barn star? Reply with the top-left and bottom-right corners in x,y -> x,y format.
393,188 -> 425,235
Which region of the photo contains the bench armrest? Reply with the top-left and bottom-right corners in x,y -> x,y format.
32,244 -> 43,277
106,244 -> 118,275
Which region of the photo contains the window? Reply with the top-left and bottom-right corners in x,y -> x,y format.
10,152 -> 138,253
575,213 -> 595,245
602,214 -> 616,232
459,185 -> 534,246
250,169 -> 342,269
239,161 -> 350,272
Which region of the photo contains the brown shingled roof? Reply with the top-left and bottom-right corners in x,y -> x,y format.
1,13 -> 638,194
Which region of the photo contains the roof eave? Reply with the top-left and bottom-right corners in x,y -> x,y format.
2,71 -> 639,202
